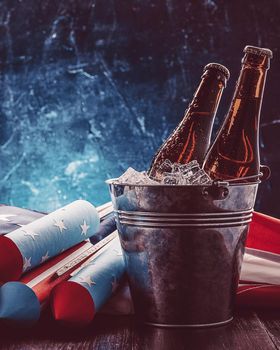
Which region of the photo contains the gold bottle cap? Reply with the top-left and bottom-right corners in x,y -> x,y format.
244,45 -> 273,58
204,63 -> 230,80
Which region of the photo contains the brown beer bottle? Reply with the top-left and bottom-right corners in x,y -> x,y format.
203,46 -> 272,181
148,63 -> 230,179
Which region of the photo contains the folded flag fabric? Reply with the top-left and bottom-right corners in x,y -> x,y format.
0,200 -> 100,282
0,203 -> 116,325
0,201 -> 114,243
51,236 -> 125,326
246,211 -> 280,255
0,205 -> 45,235
238,252 -> 280,309
237,211 -> 280,308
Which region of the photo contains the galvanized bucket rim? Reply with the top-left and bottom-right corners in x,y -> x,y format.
106,178 -> 261,188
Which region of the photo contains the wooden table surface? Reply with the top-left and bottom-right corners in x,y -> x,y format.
0,309 -> 279,350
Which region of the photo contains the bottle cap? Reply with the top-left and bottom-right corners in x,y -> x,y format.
204,63 -> 230,80
244,46 -> 273,59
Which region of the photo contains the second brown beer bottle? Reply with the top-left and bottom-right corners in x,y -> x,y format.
203,46 -> 273,181
148,63 -> 230,180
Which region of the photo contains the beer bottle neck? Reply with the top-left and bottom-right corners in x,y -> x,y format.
185,71 -> 226,118
228,56 -> 269,127
235,64 -> 267,102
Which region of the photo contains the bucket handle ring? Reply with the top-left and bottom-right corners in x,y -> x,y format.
211,165 -> 271,187
202,165 -> 270,200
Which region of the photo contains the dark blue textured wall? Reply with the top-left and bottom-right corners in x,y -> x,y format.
0,0 -> 279,216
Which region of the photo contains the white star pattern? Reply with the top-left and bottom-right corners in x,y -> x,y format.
79,275 -> 96,288
111,276 -> 119,293
41,251 -> 50,263
22,229 -> 39,241
23,257 -> 32,271
53,219 -> 67,233
80,220 -> 90,236
0,214 -> 16,222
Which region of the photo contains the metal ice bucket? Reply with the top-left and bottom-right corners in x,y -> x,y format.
107,180 -> 259,327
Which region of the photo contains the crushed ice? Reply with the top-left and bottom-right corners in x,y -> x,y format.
115,167 -> 159,185
115,159 -> 212,185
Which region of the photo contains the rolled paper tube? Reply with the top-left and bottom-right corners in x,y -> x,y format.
0,282 -> 40,325
0,233 -> 117,326
51,237 -> 125,326
0,200 -> 100,282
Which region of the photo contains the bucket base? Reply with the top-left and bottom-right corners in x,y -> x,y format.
143,317 -> 233,328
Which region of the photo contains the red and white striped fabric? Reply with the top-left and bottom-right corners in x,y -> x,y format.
237,211 -> 280,309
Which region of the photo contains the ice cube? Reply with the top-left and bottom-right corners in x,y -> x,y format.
171,162 -> 181,173
116,167 -> 160,185
158,160 -> 213,185
197,174 -> 212,185
185,169 -> 212,185
116,161 -> 212,186
162,175 -> 179,185
158,159 -> 173,173
178,160 -> 200,175
160,172 -> 184,185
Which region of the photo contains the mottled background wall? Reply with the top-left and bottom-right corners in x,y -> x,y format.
0,0 -> 279,216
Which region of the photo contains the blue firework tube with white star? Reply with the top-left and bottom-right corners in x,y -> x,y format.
0,200 -> 100,282
0,282 -> 41,325
51,237 -> 125,326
